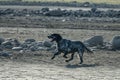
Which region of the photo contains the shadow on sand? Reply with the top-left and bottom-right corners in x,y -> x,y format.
66,63 -> 99,68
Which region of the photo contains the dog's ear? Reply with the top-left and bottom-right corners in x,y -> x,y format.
55,34 -> 62,41
53,33 -> 61,37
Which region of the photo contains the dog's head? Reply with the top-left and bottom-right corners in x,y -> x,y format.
48,33 -> 62,42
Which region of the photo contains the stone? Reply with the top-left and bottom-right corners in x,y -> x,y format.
43,41 -> 53,47
84,36 -> 103,47
2,41 -> 13,49
112,36 -> 120,50
12,47 -> 23,51
0,38 -> 5,45
0,51 -> 12,57
25,39 -> 36,43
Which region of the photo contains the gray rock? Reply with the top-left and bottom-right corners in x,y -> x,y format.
12,38 -> 21,47
20,42 -> 28,48
112,36 -> 120,50
84,36 -> 103,47
47,45 -> 56,51
0,51 -> 12,57
38,47 -> 48,51
2,41 -> 13,49
43,41 -> 53,47
20,41 -> 40,51
30,46 -> 38,51
1,38 -> 21,49
44,8 -> 64,17
36,41 -> 44,47
12,47 -> 23,51
41,7 -> 49,12
0,38 -> 5,45
25,39 -> 36,43
0,46 -> 3,51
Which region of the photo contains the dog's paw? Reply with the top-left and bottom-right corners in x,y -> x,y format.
63,55 -> 68,58
79,62 -> 83,64
51,57 -> 54,60
65,60 -> 69,62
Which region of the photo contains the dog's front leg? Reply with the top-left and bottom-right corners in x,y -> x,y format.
51,52 -> 61,59
63,52 -> 68,58
65,53 -> 75,62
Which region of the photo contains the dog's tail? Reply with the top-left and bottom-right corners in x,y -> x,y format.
83,44 -> 93,53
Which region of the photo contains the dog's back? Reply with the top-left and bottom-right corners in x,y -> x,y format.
58,39 -> 82,52
59,39 -> 93,53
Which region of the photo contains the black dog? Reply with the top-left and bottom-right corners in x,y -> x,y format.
48,33 -> 93,64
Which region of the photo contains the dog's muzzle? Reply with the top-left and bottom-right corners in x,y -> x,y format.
48,35 -> 55,42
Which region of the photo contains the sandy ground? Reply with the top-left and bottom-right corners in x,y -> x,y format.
0,50 -> 120,80
0,62 -> 120,80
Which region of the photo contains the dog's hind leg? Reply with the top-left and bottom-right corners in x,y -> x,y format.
51,52 -> 61,59
65,53 -> 75,62
78,49 -> 84,64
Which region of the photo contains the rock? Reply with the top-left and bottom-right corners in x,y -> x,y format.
36,41 -> 44,47
2,41 -> 13,49
41,7 -> 49,12
0,38 -> 5,45
84,36 -> 103,47
20,39 -> 36,49
0,46 -> 3,51
44,8 -> 64,17
1,38 -> 21,49
0,51 -> 12,57
30,46 -> 38,51
46,45 -> 56,51
20,43 -> 28,49
20,41 -> 41,51
19,50 -> 24,53
12,47 -> 23,51
38,47 -> 48,51
43,41 -> 53,47
112,36 -> 120,50
12,38 -> 21,47
25,39 -> 36,43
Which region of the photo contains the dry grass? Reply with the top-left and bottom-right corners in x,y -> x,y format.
0,27 -> 120,42
23,0 -> 120,4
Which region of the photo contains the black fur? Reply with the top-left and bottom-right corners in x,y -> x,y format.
48,33 -> 93,64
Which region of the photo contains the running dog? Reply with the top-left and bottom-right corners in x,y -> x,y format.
48,33 -> 93,64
